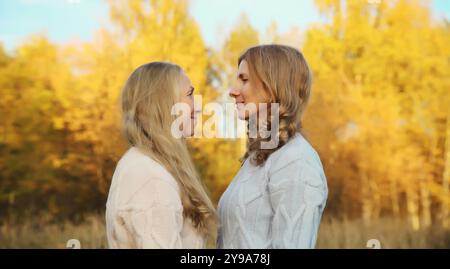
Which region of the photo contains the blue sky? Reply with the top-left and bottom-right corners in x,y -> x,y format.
0,0 -> 449,52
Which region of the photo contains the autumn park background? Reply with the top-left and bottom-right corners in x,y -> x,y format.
0,0 -> 449,248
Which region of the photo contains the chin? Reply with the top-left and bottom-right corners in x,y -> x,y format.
183,122 -> 196,138
182,130 -> 194,138
237,113 -> 247,121
236,108 -> 248,121
239,110 -> 256,121
180,116 -> 196,138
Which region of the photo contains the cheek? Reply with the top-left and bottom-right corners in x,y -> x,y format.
189,97 -> 195,111
180,96 -> 194,110
241,83 -> 252,102
247,83 -> 268,104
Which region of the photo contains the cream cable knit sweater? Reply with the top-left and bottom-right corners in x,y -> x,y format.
105,147 -> 205,249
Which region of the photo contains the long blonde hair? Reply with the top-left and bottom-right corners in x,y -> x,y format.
239,45 -> 313,166
121,62 -> 216,236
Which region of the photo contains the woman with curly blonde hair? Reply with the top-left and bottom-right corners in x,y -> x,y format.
218,45 -> 328,249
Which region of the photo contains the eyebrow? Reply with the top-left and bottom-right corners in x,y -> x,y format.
189,86 -> 194,93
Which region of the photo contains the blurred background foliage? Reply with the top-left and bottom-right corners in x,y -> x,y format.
0,0 -> 449,248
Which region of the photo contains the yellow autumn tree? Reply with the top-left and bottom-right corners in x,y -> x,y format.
59,0 -> 213,196
303,0 -> 450,229
0,36 -> 106,219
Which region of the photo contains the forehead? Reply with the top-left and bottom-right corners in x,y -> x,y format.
237,60 -> 249,74
179,70 -> 192,85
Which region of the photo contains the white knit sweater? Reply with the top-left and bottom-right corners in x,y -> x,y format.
105,147 -> 206,249
217,133 -> 328,249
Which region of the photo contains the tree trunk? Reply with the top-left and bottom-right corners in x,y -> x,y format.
369,177 -> 381,220
420,134 -> 438,229
406,184 -> 420,231
390,178 -> 400,216
420,178 -> 432,228
361,172 -> 372,225
442,109 -> 450,229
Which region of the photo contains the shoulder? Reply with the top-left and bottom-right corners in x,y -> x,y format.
265,133 -> 326,188
113,147 -> 181,209
266,134 -> 323,173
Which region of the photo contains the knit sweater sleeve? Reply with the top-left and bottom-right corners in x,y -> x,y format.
268,158 -> 327,249
118,177 -> 184,249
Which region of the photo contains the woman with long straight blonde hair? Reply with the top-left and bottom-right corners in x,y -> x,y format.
218,45 -> 328,249
106,62 -> 216,248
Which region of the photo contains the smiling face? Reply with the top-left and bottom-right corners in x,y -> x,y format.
229,60 -> 270,120
177,71 -> 198,137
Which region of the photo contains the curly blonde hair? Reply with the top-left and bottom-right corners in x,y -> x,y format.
239,45 -> 313,166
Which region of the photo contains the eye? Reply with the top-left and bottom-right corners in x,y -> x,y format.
241,78 -> 248,83
187,87 -> 194,96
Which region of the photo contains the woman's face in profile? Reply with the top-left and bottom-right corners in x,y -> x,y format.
177,71 -> 198,137
229,60 -> 269,120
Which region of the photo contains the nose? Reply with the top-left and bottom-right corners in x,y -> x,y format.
229,87 -> 240,98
